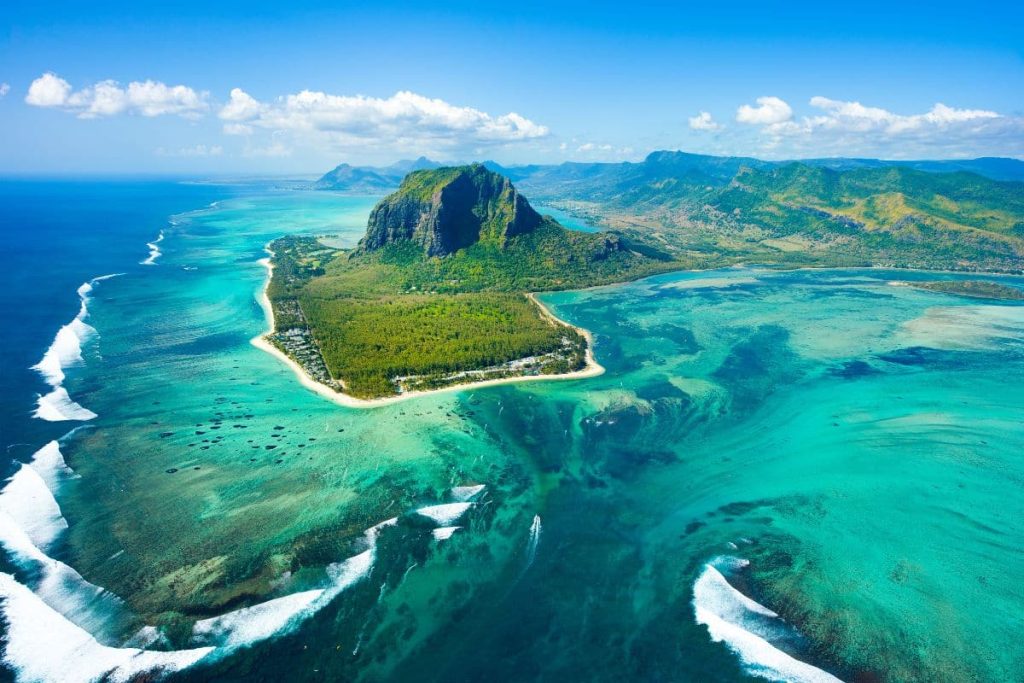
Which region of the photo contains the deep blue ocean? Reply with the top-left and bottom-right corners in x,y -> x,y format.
0,180 -> 230,466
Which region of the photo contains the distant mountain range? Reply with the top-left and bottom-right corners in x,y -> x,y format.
313,156 -> 445,192
314,151 -> 1024,193
316,150 -> 1024,273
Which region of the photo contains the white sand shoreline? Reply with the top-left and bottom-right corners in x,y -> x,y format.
250,249 -> 605,410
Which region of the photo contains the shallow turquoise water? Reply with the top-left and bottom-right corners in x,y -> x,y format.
3,188 -> 1023,682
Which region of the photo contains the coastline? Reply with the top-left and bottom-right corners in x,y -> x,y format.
250,251 -> 606,410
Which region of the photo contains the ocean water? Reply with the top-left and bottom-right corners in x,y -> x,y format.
1,181 -> 1022,682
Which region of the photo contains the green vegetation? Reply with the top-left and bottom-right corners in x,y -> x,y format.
513,151 -> 1024,273
912,280 -> 1024,300
267,166 -> 675,399
301,293 -> 585,397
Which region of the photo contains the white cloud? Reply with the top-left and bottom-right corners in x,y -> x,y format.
0,83 -> 10,98
807,96 -> 999,134
688,111 -> 723,132
570,141 -> 635,160
577,142 -> 613,152
732,95 -> 1023,158
220,88 -> 263,122
25,72 -> 207,119
156,144 -> 223,157
25,73 -> 71,107
736,96 -> 793,125
218,88 -> 549,154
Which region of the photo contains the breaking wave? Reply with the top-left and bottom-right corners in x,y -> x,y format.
193,520 -> 384,651
140,231 -> 164,266
692,557 -> 844,683
0,573 -> 213,683
450,484 -> 485,502
33,388 -> 98,422
0,439 -> 390,681
416,502 -> 473,526
31,275 -> 119,422
431,526 -> 461,541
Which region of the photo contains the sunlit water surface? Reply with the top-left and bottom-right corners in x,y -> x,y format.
2,184 -> 1022,682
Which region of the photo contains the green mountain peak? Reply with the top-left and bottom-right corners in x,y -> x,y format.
359,164 -> 542,257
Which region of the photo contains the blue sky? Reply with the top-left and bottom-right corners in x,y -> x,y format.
2,0 -> 1022,174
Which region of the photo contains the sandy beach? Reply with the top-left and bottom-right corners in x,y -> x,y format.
251,252 -> 605,410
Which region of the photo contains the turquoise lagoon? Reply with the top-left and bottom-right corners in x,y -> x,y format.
2,186 -> 1023,682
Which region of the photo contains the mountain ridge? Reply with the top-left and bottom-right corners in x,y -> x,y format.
359,164 -> 542,257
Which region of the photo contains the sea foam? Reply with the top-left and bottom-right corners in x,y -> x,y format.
33,387 -> 98,422
0,572 -> 212,683
0,441 -> 134,640
692,559 -> 843,683
416,503 -> 473,526
0,464 -> 68,550
450,484 -> 485,502
31,275 -> 118,422
192,589 -> 326,649
431,526 -> 461,541
140,230 -> 164,265
192,520 -> 383,651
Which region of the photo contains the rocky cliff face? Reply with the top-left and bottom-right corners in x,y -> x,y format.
359,164 -> 543,257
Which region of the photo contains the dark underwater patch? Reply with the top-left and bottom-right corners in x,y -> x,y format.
634,380 -> 689,402
830,360 -> 881,378
877,346 -> 946,366
712,325 -> 801,410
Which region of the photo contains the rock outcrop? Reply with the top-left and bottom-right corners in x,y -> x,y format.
359,164 -> 543,257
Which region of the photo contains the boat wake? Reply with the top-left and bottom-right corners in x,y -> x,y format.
525,515 -> 542,569
31,275 -> 118,422
692,556 -> 844,683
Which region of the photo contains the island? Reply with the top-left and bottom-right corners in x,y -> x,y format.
257,164 -> 678,402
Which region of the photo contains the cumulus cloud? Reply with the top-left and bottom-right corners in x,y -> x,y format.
806,96 -> 999,134
688,111 -> 723,132
220,88 -> 262,122
25,72 -> 208,118
722,94 -> 1024,158
217,88 -> 549,153
0,83 -> 10,98
736,96 -> 793,125
25,73 -> 71,107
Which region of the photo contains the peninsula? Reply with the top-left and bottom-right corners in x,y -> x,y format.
259,164 -> 677,401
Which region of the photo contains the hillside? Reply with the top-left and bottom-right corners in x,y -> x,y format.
315,152 -> 1024,272
267,165 -> 677,399
512,152 -> 1024,273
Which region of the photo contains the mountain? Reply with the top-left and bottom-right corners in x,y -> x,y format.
314,157 -> 444,192
800,156 -> 1024,182
383,156 -> 445,175
266,166 -> 676,398
360,164 -> 542,257
312,163 -> 396,192
316,152 -> 1024,195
